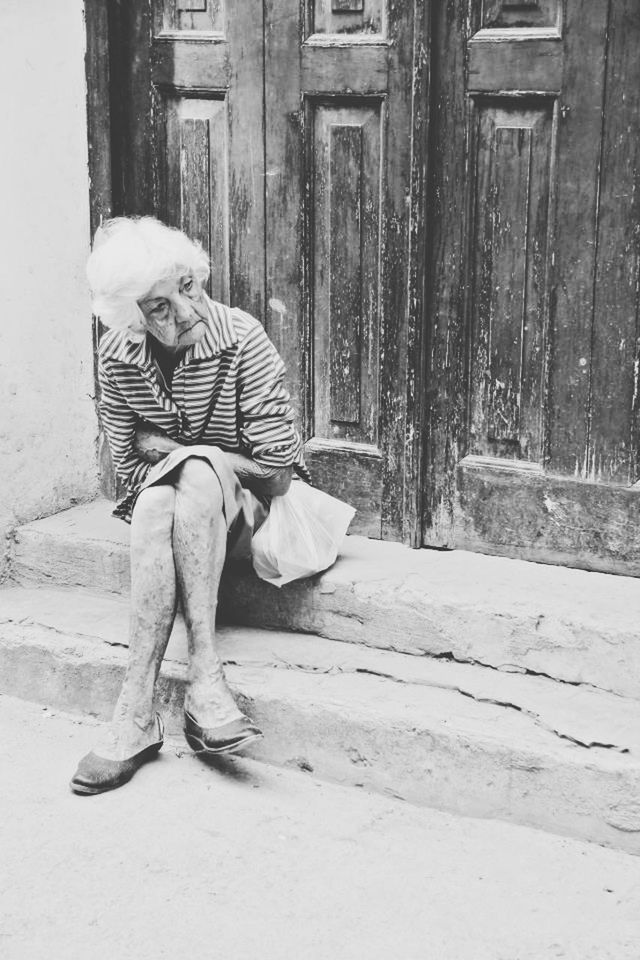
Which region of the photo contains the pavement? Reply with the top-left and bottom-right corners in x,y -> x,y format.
1,694 -> 639,960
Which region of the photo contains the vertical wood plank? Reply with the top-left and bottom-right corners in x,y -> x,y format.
547,0 -> 609,476
379,0 -> 416,539
588,0 -> 640,483
180,118 -> 211,262
422,0 -> 470,544
163,99 -> 230,301
226,3 -> 265,319
403,0 -> 431,544
85,0 -> 116,500
264,0 -> 305,420
329,125 -> 362,424
109,0 -> 154,215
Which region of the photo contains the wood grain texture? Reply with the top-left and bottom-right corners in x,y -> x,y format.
329,125 -> 362,424
422,0 -> 470,546
456,461 -> 640,576
225,4 -> 265,319
162,98 -> 230,301
309,0 -> 383,36
402,0 -> 431,545
468,37 -> 563,92
548,0 -> 609,476
423,0 -> 640,573
588,0 -> 640,483
480,0 -> 562,30
379,0 -> 418,540
303,439 -> 382,537
85,0 -> 116,500
313,105 -> 380,442
263,0 -> 305,415
108,0 -> 155,215
332,0 -> 365,12
266,0 -> 424,541
301,44 -> 388,94
468,99 -> 553,462
151,40 -> 228,88
155,0 -> 222,35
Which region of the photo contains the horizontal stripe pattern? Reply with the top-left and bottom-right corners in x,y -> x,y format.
98,299 -> 303,519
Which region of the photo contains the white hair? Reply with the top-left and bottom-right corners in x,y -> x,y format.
87,217 -> 211,338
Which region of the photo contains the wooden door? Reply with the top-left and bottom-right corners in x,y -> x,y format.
102,0 -> 428,541
424,0 -> 640,573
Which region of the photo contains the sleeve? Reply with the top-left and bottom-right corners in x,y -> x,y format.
236,322 -> 302,468
98,357 -> 152,493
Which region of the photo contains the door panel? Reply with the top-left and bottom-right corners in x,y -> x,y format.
112,0 -> 265,318
424,0 -> 640,573
265,0 -> 427,538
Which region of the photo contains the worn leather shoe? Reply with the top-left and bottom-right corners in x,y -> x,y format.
70,715 -> 164,795
183,710 -> 262,755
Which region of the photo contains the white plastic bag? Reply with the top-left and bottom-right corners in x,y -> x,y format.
251,480 -> 356,587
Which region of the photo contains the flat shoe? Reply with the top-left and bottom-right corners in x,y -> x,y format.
183,710 -> 262,755
70,715 -> 164,795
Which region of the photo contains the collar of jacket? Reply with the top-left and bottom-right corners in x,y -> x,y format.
101,298 -> 239,368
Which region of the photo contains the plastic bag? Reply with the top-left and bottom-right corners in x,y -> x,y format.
251,480 -> 356,587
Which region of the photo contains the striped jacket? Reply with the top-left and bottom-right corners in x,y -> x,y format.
98,299 -> 304,519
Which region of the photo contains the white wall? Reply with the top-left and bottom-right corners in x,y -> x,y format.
0,0 -> 99,575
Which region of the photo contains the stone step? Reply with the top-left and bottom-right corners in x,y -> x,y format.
1,583 -> 640,854
11,499 -> 640,699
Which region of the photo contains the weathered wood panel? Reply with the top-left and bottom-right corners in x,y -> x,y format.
468,38 -> 562,92
379,0 -> 419,540
547,0 -> 609,476
85,0 -> 116,500
468,98 -> 553,462
263,0 -> 305,411
312,104 -> 380,442
308,0 -> 384,37
480,0 -> 562,31
422,0 -> 470,546
588,0 -> 640,483
329,125 -> 363,424
161,97 -> 229,302
456,459 -> 640,576
151,40 -> 228,88
301,44 -> 388,94
154,0 -> 223,35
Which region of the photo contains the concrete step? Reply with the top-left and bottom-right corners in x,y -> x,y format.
2,583 -> 640,854
11,499 -> 640,698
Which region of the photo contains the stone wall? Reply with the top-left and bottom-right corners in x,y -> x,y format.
0,0 -> 99,576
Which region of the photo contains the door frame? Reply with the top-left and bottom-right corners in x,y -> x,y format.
83,0 -> 432,545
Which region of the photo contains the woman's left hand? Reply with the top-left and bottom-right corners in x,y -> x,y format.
134,422 -> 182,464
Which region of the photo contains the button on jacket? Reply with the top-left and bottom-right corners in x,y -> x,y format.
98,298 -> 303,521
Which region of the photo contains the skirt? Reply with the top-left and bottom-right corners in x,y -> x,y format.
120,445 -> 269,561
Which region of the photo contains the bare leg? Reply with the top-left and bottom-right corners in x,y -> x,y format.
96,484 -> 177,760
173,457 -> 242,726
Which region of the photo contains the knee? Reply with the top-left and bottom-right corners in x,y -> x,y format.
132,484 -> 176,535
176,457 -> 223,509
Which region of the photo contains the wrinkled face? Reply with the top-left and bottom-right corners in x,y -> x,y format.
138,273 -> 209,353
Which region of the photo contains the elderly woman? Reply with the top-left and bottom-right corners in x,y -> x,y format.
70,216 -> 305,795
